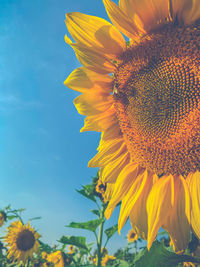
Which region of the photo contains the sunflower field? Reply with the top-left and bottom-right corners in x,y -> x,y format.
2,0 -> 200,266
0,173 -> 200,266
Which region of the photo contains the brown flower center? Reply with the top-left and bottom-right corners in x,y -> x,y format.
114,22 -> 200,176
16,229 -> 35,251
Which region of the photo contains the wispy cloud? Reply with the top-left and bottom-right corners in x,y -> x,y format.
0,94 -> 42,114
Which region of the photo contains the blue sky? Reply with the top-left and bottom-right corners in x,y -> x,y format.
0,0 -> 132,253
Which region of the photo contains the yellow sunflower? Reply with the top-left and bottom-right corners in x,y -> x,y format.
101,254 -> 116,266
65,0 -> 200,253
4,220 -> 40,265
0,211 -> 6,227
127,228 -> 138,243
46,251 -> 65,267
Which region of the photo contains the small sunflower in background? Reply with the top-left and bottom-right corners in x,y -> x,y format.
65,0 -> 200,252
67,244 -> 75,255
0,211 -> 6,227
45,251 -> 65,267
101,254 -> 116,266
4,220 -> 40,265
127,228 -> 138,243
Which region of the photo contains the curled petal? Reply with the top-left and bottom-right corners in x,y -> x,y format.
103,0 -> 139,39
64,67 -> 113,93
170,0 -> 200,24
65,12 -> 126,57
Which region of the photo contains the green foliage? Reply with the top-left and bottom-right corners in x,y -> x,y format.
90,209 -> 100,217
66,218 -> 104,232
134,241 -> 200,267
104,224 -> 118,240
58,235 -> 89,251
77,183 -> 96,203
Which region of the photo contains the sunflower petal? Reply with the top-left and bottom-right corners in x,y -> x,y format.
65,35 -> 116,74
170,0 -> 200,24
99,151 -> 129,183
147,174 -> 174,250
105,162 -> 142,218
88,138 -> 125,167
120,0 -> 170,32
81,106 -> 117,132
187,171 -> 200,240
103,0 -> 139,39
163,176 -> 190,252
66,12 -> 126,57
64,67 -> 113,93
129,173 -> 157,239
74,94 -> 113,116
118,170 -> 149,231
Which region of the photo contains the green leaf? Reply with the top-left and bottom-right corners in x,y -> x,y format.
134,241 -> 200,267
76,185 -> 96,203
29,216 -> 42,221
58,236 -> 88,251
7,215 -> 18,220
115,259 -> 131,267
90,209 -> 100,217
66,219 -> 104,232
104,224 -> 118,240
4,205 -> 11,211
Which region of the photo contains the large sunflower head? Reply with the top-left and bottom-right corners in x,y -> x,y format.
4,220 -> 41,265
65,0 -> 200,253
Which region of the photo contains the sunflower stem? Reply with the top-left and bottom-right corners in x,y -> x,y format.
97,205 -> 106,267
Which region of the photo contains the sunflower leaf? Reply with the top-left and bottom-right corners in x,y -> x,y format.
66,219 -> 104,232
76,186 -> 96,203
104,224 -> 118,240
58,235 -> 88,251
29,216 -> 42,221
90,209 -> 100,217
134,241 -> 200,267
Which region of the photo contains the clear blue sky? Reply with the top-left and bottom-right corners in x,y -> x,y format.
0,0 -> 132,253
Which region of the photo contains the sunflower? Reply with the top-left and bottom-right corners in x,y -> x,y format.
4,220 -> 40,265
0,211 -> 6,227
127,228 -> 138,243
67,244 -> 75,254
101,254 -> 116,266
46,251 -> 65,267
65,0 -> 200,252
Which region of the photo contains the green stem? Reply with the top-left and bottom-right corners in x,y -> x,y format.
97,206 -> 106,267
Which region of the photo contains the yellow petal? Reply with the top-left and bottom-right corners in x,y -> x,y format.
147,174 -> 174,250
163,176 -> 190,252
129,173 -> 157,239
74,94 -> 113,116
65,35 -> 116,74
64,67 -> 113,93
99,123 -> 122,148
120,0 -> 170,32
105,162 -> 142,218
65,12 -> 126,57
118,170 -> 149,231
99,151 -> 129,183
81,106 -> 116,132
170,0 -> 200,24
88,138 -> 125,167
187,171 -> 200,239
103,0 -> 139,39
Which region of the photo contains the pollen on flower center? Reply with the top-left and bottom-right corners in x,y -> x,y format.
16,229 -> 35,251
114,22 -> 200,176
